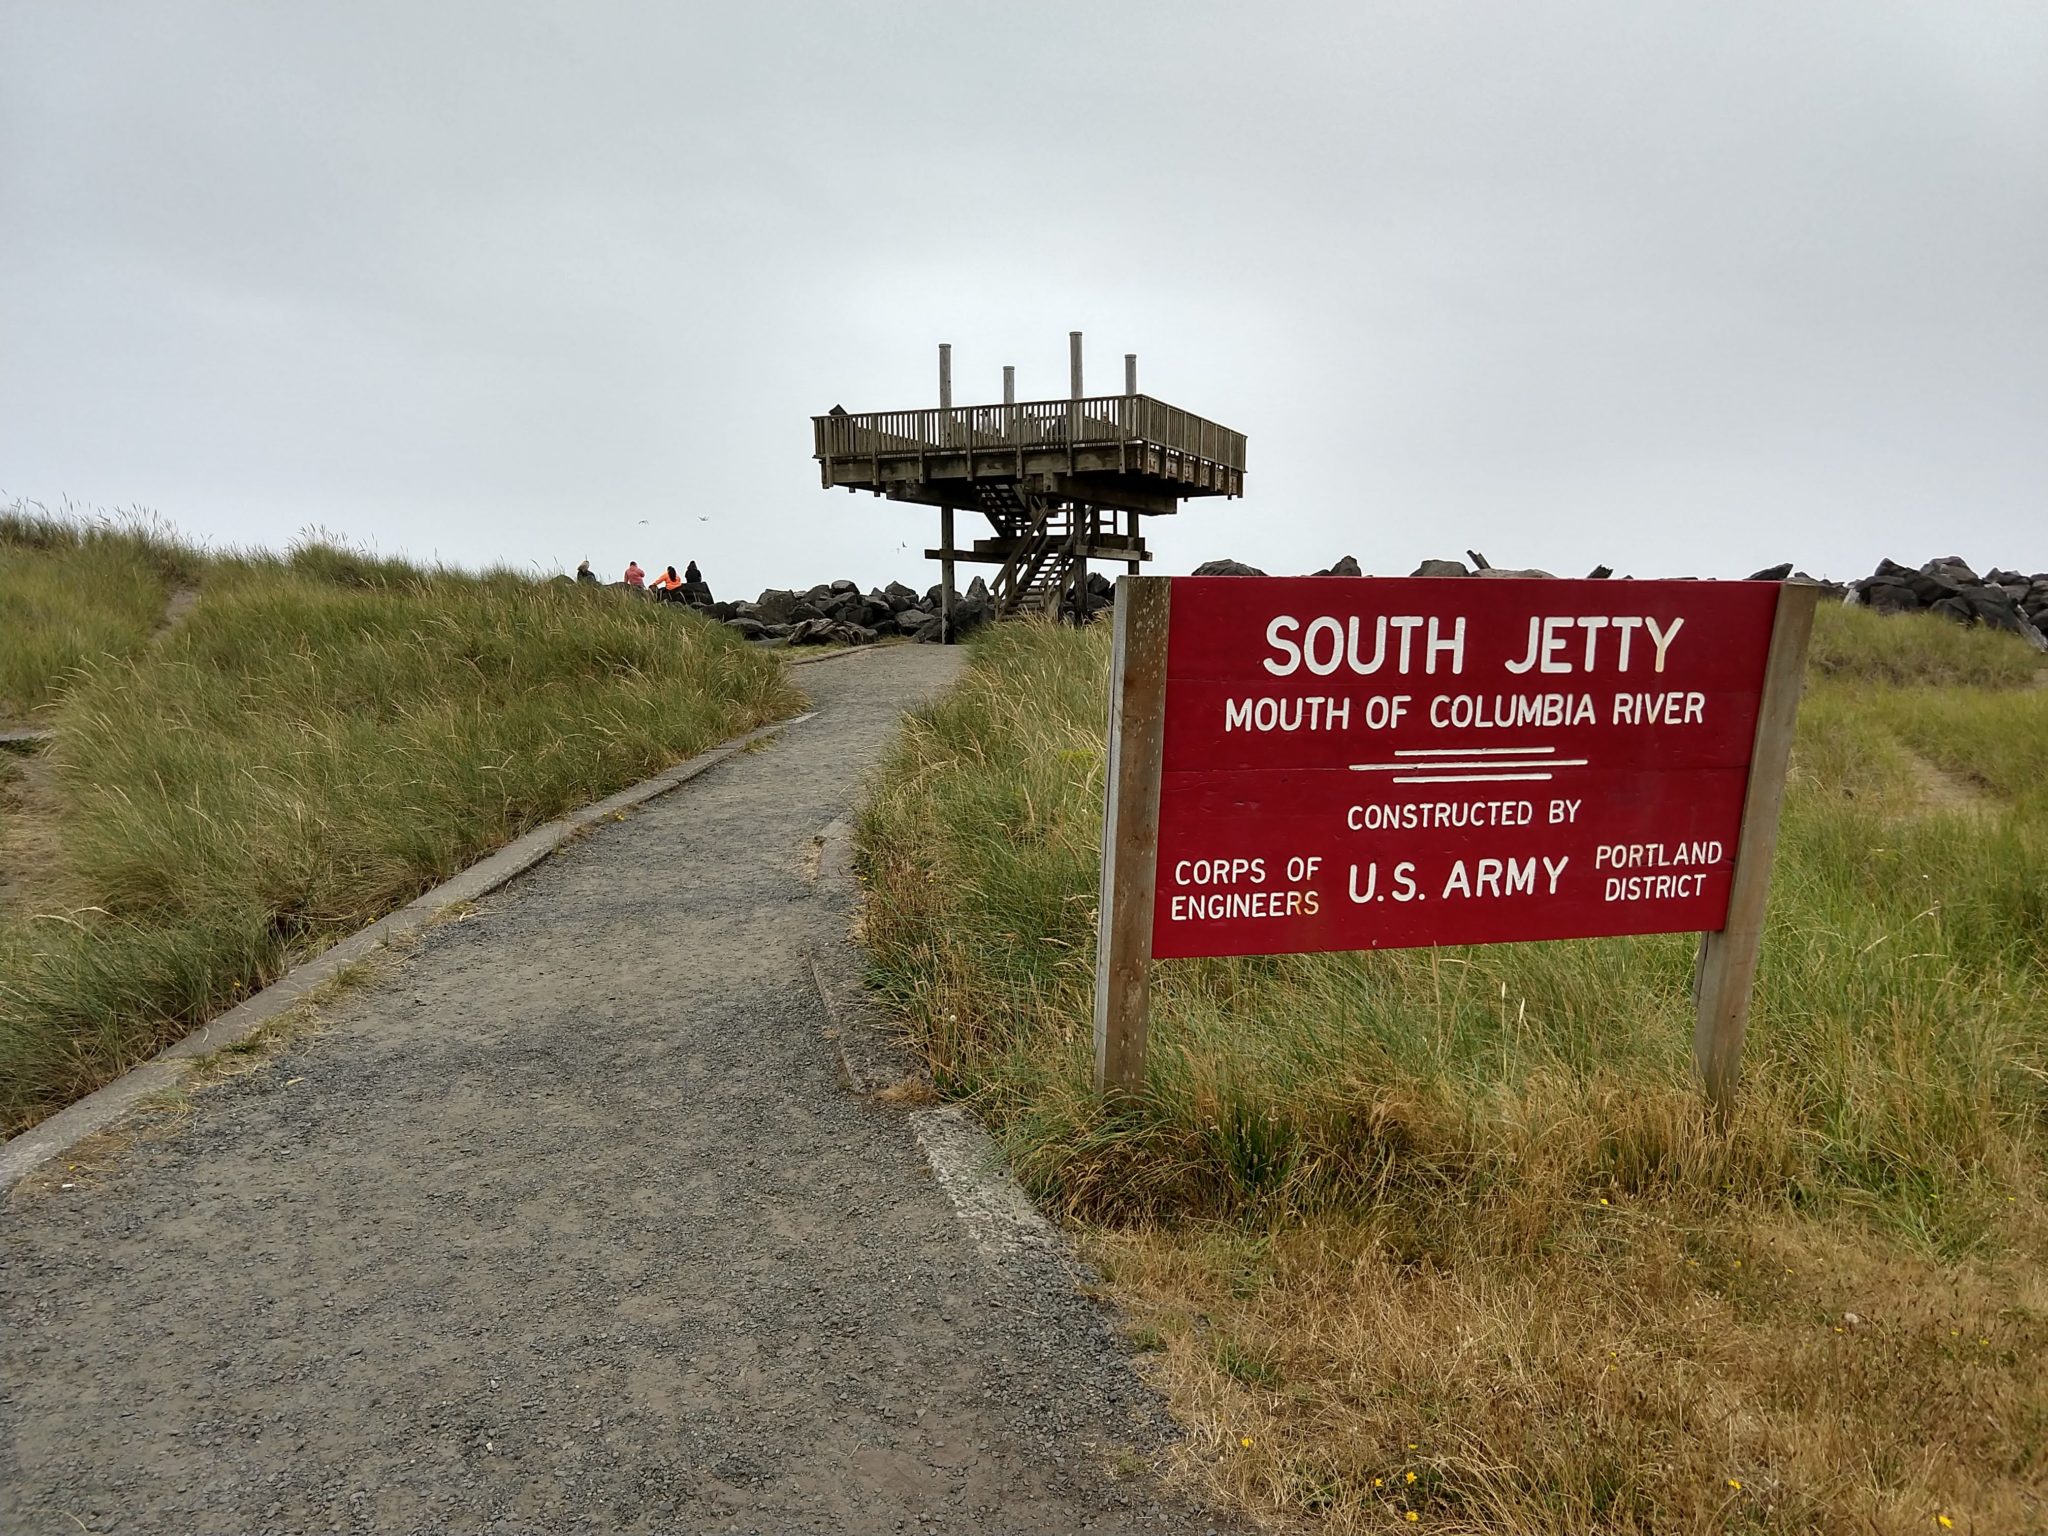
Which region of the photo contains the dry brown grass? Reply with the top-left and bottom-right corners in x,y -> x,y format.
1090,1205 -> 2047,1534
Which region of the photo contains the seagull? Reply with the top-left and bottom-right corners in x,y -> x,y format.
636,518 -> 649,524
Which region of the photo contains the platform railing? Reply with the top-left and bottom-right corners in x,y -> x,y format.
814,394 -> 1246,473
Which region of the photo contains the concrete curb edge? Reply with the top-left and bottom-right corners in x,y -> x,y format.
802,816 -> 1065,1268
0,711 -> 816,1196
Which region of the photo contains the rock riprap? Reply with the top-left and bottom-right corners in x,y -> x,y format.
643,553 -> 2047,652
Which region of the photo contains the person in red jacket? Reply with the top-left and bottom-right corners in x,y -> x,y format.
624,560 -> 645,588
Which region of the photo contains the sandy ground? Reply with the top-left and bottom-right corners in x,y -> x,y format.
2,646 -> 1222,1535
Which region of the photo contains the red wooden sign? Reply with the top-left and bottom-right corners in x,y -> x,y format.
1150,577 -> 1784,959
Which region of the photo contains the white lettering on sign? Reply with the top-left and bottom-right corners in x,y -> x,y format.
1170,888 -> 1322,920
1428,693 -> 1596,730
1604,873 -> 1708,901
1261,615 -> 1468,678
1347,861 -> 1421,903
1223,696 -> 1353,732
1347,800 -> 1534,830
1504,614 -> 1685,675
1440,855 -> 1570,900
1593,841 -> 1725,869
1611,691 -> 1707,726
1173,857 -> 1266,885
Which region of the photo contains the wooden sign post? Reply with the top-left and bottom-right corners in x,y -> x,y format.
1091,575 -> 1819,1116
1691,584 -> 1819,1122
1092,578 -> 1171,1094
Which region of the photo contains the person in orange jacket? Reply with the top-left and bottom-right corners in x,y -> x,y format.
652,565 -> 686,602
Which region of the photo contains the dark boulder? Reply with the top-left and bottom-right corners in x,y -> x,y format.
1863,582 -> 1920,616
884,580 -> 920,611
723,616 -> 768,641
920,595 -> 994,641
1313,555 -> 1363,577
755,589 -> 798,624
1747,563 -> 1794,582
1192,559 -> 1267,577
1411,558 -> 1470,578
1586,565 -> 1614,580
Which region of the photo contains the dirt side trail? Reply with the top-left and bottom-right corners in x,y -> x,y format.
2,647 -> 1220,1535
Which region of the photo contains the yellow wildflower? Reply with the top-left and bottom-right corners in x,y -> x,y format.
1406,1515 -> 1419,1524
1406,1471 -> 1417,1484
1937,1517 -> 1953,1530
1239,1437 -> 1253,1449
1728,1479 -> 1742,1490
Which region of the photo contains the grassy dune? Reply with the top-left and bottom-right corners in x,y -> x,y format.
858,606 -> 2048,1534
0,514 -> 803,1131
0,510 -> 203,717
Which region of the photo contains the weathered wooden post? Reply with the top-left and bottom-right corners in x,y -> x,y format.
939,507 -> 955,644
938,344 -> 955,643
1692,582 -> 1819,1124
1124,352 -> 1137,395
1092,576 -> 1170,1094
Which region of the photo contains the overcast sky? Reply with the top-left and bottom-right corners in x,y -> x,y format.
4,2 -> 2043,595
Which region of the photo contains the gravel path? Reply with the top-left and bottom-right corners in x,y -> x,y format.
2,647 -> 1219,1535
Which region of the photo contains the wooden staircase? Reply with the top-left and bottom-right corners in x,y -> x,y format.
978,483 -> 1081,617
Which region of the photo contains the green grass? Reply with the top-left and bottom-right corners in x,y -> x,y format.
0,513 -> 804,1131
857,606 -> 2048,1534
1807,599 -> 2045,689
0,508 -> 204,716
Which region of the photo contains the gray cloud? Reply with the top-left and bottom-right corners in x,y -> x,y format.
4,1 -> 2043,593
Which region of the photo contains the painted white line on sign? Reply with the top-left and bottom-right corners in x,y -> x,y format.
1353,759 -> 1587,773
1393,745 -> 1556,757
1393,772 -> 1557,784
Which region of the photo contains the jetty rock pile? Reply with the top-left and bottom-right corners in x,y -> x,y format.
690,572 -> 1119,646
1199,551 -> 2046,652
667,552 -> 2045,652
1845,556 -> 2048,651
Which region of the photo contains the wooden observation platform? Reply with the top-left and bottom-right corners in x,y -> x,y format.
812,334 -> 1246,628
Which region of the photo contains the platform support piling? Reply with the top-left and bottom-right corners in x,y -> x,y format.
939,505 -> 955,643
